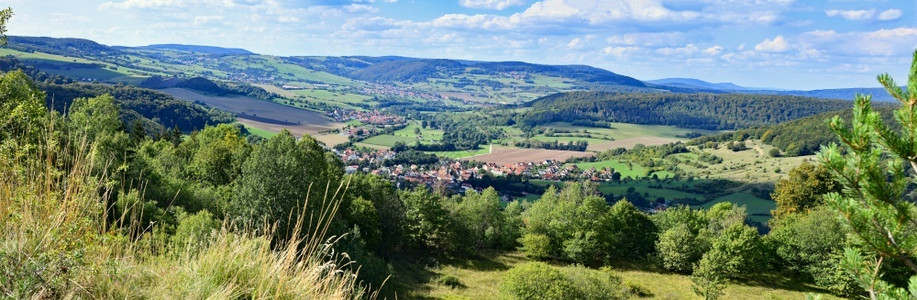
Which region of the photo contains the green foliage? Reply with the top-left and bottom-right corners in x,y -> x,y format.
520,91 -> 853,130
499,262 -> 579,300
0,70 -> 46,144
229,130 -> 343,238
344,173 -> 406,255
400,188 -> 455,253
68,94 -> 122,141
818,50 -> 917,298
522,183 -> 608,264
449,188 -> 511,252
170,210 -> 220,252
601,200 -> 657,261
185,124 -> 251,186
653,206 -> 710,273
520,234 -> 553,259
767,207 -> 857,296
499,262 -> 626,300
770,162 -> 840,220
657,224 -> 705,273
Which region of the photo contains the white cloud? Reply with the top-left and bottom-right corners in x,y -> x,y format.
192,15 -> 224,25
344,4 -> 378,13
99,0 -> 186,10
755,35 -> 789,52
656,44 -> 698,56
799,27 -> 917,57
877,9 -> 902,21
566,37 -> 582,49
825,9 -> 875,21
703,45 -> 723,55
606,32 -> 684,47
459,0 -> 526,10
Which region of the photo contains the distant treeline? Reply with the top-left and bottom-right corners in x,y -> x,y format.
517,91 -> 855,130
512,139 -> 588,151
141,76 -> 276,101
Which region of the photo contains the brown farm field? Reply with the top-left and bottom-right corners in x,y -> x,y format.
588,136 -> 681,152
462,146 -> 593,164
160,88 -> 343,137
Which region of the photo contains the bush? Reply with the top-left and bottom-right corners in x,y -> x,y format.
499,262 -> 626,300
500,262 -> 578,300
520,234 -> 553,259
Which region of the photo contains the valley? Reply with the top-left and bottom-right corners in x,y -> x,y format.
3,23 -> 914,299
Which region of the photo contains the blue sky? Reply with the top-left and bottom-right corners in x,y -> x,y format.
5,0 -> 916,90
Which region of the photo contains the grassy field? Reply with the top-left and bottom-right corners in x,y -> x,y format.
597,181 -> 702,201
543,122 -> 721,141
394,123 -> 444,142
239,122 -> 276,138
674,140 -> 814,183
701,192 -> 775,224
431,146 -> 491,159
392,252 -> 840,300
564,160 -> 670,179
360,134 -> 418,147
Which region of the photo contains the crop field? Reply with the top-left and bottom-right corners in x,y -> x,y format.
311,133 -> 350,147
462,146 -> 593,164
160,88 -> 343,137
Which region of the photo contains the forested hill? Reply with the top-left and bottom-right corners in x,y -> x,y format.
690,106 -> 897,156
517,91 -> 854,130
345,58 -> 646,87
6,36 -> 121,58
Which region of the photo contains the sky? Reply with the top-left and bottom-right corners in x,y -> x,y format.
5,0 -> 917,90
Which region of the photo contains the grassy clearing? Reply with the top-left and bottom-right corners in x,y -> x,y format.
392,252 -> 839,300
360,134 -> 418,147
239,122 -> 277,138
394,122 -> 444,143
675,140 -> 814,183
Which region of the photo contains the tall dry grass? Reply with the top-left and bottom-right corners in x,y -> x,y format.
0,117 -> 374,299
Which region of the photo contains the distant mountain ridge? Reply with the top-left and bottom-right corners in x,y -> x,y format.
133,44 -> 254,55
648,77 -> 899,102
647,78 -> 751,91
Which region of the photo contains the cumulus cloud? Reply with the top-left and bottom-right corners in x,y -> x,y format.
459,0 -> 525,10
703,45 -> 723,56
755,35 -> 789,52
877,9 -> 902,21
825,9 -> 875,21
566,37 -> 582,48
